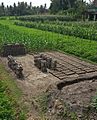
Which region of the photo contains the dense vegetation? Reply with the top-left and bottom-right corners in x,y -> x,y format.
0,0 -> 90,17
17,15 -> 76,21
0,20 -> 97,63
15,20 -> 97,41
50,0 -> 87,15
0,2 -> 47,16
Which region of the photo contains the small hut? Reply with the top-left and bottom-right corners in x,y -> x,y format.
86,0 -> 97,21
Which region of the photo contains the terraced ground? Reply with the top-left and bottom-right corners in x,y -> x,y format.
0,18 -> 97,119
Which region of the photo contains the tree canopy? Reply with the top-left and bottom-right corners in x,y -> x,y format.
0,2 -> 47,16
0,0 -> 94,16
49,0 -> 87,14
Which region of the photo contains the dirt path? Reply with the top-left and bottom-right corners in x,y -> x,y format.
1,54 -> 59,119
1,52 -> 97,119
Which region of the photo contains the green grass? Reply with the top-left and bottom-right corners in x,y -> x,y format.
0,63 -> 22,99
0,62 -> 26,120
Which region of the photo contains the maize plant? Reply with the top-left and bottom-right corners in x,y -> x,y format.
0,20 -> 97,63
15,20 -> 97,41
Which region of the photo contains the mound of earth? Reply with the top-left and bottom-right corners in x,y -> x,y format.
44,80 -> 97,120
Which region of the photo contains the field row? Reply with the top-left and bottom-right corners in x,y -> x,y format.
42,21 -> 97,29
0,20 -> 97,63
17,15 -> 76,22
17,15 -> 97,29
15,20 -> 97,41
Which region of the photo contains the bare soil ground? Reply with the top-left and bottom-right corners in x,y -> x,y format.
1,52 -> 97,119
1,54 -> 59,119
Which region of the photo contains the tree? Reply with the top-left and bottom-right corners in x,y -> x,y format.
49,0 -> 87,15
0,2 -> 5,16
50,0 -> 62,13
75,0 -> 87,14
49,0 -> 77,13
9,5 -> 13,16
40,5 -> 44,14
13,3 -> 17,15
0,2 -> 49,16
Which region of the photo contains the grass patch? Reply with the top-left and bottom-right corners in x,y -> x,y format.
0,62 -> 26,119
0,63 -> 22,99
34,92 -> 78,120
34,92 -> 49,114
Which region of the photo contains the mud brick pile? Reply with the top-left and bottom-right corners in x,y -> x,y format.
34,54 -> 57,73
2,43 -> 26,57
44,52 -> 97,90
7,55 -> 23,78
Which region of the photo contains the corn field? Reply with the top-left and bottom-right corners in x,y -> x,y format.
0,19 -> 97,63
17,15 -> 76,22
14,20 -> 97,41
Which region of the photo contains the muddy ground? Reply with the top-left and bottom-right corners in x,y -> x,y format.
1,52 -> 97,120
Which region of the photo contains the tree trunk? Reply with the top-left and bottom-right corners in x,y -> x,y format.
67,0 -> 71,8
